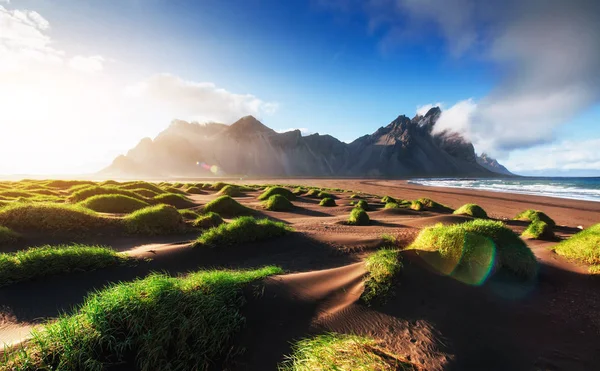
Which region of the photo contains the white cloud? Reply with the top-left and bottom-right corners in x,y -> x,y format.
0,5 -> 62,72
433,99 -> 476,135
69,55 -> 105,73
416,102 -> 443,116
505,138 -> 600,173
124,73 -> 278,123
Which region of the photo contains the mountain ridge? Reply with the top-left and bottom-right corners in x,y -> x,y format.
102,108 -> 512,178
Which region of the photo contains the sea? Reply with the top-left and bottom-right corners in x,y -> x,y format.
407,177 -> 600,203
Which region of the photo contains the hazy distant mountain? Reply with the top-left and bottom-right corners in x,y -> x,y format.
476,153 -> 513,176
101,108 -> 512,178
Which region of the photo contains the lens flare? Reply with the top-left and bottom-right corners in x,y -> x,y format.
417,232 -> 496,286
196,161 -> 219,174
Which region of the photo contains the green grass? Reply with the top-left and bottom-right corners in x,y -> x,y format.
362,248 -> 402,304
211,182 -> 228,191
384,200 -> 411,209
522,220 -> 555,240
417,198 -> 454,213
123,204 -> 186,235
45,180 -> 96,189
194,216 -> 292,247
258,187 -> 295,201
69,186 -> 148,203
552,224 -> 600,273
118,181 -> 164,193
153,193 -> 196,209
4,266 -> 282,370
218,185 -> 244,197
0,203 -> 112,235
203,195 -> 250,217
514,209 -> 556,226
279,333 -> 416,371
0,225 -> 20,245
79,194 -> 150,213
129,188 -> 159,198
292,187 -> 307,196
408,220 -> 537,281
264,194 -> 294,211
348,207 -> 369,226
193,212 -> 224,229
304,189 -> 320,198
319,197 -> 336,207
179,209 -> 200,220
0,245 -> 129,286
186,186 -> 205,194
162,186 -> 188,195
453,203 -> 488,218
381,195 -> 395,203
0,190 -> 35,199
317,191 -> 335,199
410,200 -> 423,211
354,200 -> 369,210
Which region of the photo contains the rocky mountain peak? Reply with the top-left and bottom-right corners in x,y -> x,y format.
228,115 -> 274,136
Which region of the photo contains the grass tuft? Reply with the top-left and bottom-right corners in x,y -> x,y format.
279,333 -> 416,371
552,224 -> 600,273
179,209 -> 200,220
410,200 -> 423,211
381,195 -> 396,203
193,212 -> 224,229
453,203 -> 488,218
362,248 -> 402,304
348,207 -> 370,226
0,225 -> 20,245
123,204 -> 185,235
417,198 -> 454,212
258,187 -> 295,201
203,195 -> 250,217
354,199 -> 369,210
514,209 -> 555,226
317,191 -> 335,199
153,193 -> 196,209
409,219 -> 537,280
264,194 -> 294,211
69,186 -> 148,203
521,220 -> 555,240
0,245 -> 129,286
186,186 -> 205,194
195,216 -> 292,247
4,266 -> 282,370
0,202 -> 111,235
79,194 -> 149,213
319,197 -> 336,207
218,185 -> 244,197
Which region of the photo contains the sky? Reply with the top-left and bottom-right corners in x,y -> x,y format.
0,0 -> 599,176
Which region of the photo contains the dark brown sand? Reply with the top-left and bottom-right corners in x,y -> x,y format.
1,180 -> 599,370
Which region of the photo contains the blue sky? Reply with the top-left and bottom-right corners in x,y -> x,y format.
1,0 -> 599,175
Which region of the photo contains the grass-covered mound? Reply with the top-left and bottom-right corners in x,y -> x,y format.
203,195 -> 250,217
211,182 -> 229,191
118,181 -> 164,194
0,245 -> 129,286
453,203 -> 488,218
0,225 -> 20,245
162,186 -> 188,195
522,220 -> 555,240
304,189 -> 320,198
69,186 -> 148,203
348,207 -> 370,226
279,333 -> 416,371
410,200 -> 423,211
193,212 -> 224,229
129,188 -> 159,198
319,197 -> 336,207
552,224 -> 600,272
417,197 -> 454,213
195,216 -> 292,247
45,180 -> 95,189
354,200 -> 369,210
0,190 -> 35,199
362,248 -> 401,304
179,209 -> 200,220
4,266 -> 282,370
317,191 -> 335,199
0,203 -> 112,234
258,186 -> 295,201
218,185 -> 244,197
384,200 -> 411,209
264,194 -> 294,211
153,193 -> 196,209
292,187 -> 307,196
514,209 -> 556,226
79,194 -> 150,213
185,186 -> 205,194
381,195 -> 396,203
409,220 -> 537,281
123,204 -> 186,235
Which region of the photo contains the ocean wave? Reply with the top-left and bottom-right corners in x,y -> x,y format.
407,178 -> 600,202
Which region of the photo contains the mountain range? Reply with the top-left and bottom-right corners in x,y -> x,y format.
101,107 -> 512,178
